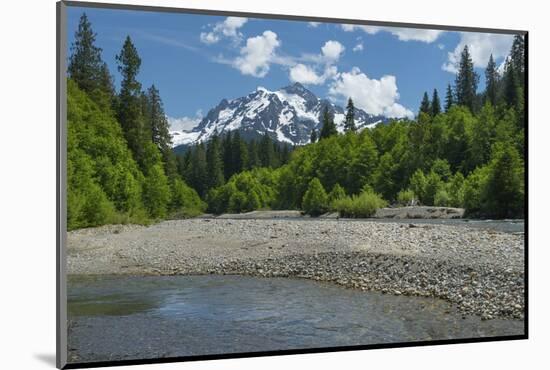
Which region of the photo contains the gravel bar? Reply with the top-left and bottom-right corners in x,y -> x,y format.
67,218 -> 525,320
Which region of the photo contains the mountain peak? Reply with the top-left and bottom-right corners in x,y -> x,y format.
171,84 -> 389,148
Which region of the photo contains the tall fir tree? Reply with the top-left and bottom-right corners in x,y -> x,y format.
231,131 -> 248,174
259,132 -> 275,167
503,59 -> 520,108
419,91 -> 431,116
247,140 -> 260,169
344,98 -> 357,132
186,143 -> 208,197
454,45 -> 479,112
68,13 -> 104,94
116,36 -> 148,169
310,129 -> 318,143
319,106 -> 337,139
222,131 -> 234,180
145,84 -> 176,178
431,89 -> 441,116
510,35 -> 525,87
445,84 -> 454,112
484,54 -> 499,106
206,132 -> 225,190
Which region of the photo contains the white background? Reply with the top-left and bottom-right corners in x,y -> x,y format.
0,0 -> 547,369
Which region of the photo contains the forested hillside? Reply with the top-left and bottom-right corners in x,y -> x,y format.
67,13 -> 525,229
67,14 -> 204,230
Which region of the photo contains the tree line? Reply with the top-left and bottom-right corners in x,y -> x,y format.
67,12 -> 525,227
177,131 -> 293,198
200,36 -> 525,218
67,13 -> 204,229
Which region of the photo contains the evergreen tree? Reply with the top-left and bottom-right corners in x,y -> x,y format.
231,131 -> 249,174
280,144 -> 291,164
116,36 -> 148,169
222,131 -> 234,180
419,91 -> 431,116
68,13 -> 104,94
344,98 -> 357,132
485,54 -> 499,106
310,129 -> 318,143
431,89 -> 441,116
445,84 -> 454,112
454,45 -> 479,112
259,132 -> 275,167
145,84 -> 176,178
510,35 -> 525,87
206,132 -> 225,190
319,106 -> 337,139
503,59 -> 520,108
247,140 -> 260,169
186,143 -> 208,197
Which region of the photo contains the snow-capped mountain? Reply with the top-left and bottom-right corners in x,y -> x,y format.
170,82 -> 388,148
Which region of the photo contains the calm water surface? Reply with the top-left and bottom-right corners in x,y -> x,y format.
68,275 -> 524,363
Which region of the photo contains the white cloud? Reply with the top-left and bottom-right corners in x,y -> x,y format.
232,30 -> 281,77
167,111 -> 202,131
341,24 -> 443,43
308,22 -> 320,28
321,40 -> 345,61
438,43 -> 445,50
289,64 -> 337,85
442,32 -> 515,73
353,43 -> 364,52
329,67 -> 413,119
200,16 -> 248,44
289,64 -> 325,84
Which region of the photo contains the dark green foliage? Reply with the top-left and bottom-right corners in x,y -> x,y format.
419,92 -> 431,116
302,178 -> 329,216
344,98 -> 357,132
454,45 -> 479,112
485,54 -> 499,106
431,89 -> 441,116
445,84 -> 454,112
310,129 -> 318,143
259,132 -> 276,168
68,13 -> 105,95
231,131 -> 249,174
319,106 -> 338,139
483,144 -> 524,218
116,36 -> 150,169
206,132 -> 225,190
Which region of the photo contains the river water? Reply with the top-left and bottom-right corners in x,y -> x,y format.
67,274 -> 524,363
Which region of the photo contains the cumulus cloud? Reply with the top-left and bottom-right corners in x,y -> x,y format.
289,64 -> 337,85
353,42 -> 364,52
329,67 -> 413,119
200,16 -> 248,44
341,24 -> 443,43
167,111 -> 202,131
442,32 -> 515,73
232,30 -> 281,77
287,41 -> 343,85
308,22 -> 320,28
321,40 -> 345,61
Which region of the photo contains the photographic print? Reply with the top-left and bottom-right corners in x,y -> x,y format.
58,1 -> 527,367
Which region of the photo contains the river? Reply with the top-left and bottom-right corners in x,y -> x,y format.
67,274 -> 524,363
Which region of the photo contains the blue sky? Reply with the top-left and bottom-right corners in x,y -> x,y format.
67,6 -> 517,128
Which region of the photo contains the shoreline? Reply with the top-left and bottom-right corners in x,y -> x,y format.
67,218 -> 525,320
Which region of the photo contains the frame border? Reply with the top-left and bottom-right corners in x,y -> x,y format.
56,1 -> 529,369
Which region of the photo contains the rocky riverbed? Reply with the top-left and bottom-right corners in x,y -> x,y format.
67,218 -> 525,320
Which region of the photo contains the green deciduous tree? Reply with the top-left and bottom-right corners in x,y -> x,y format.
302,178 -> 329,216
